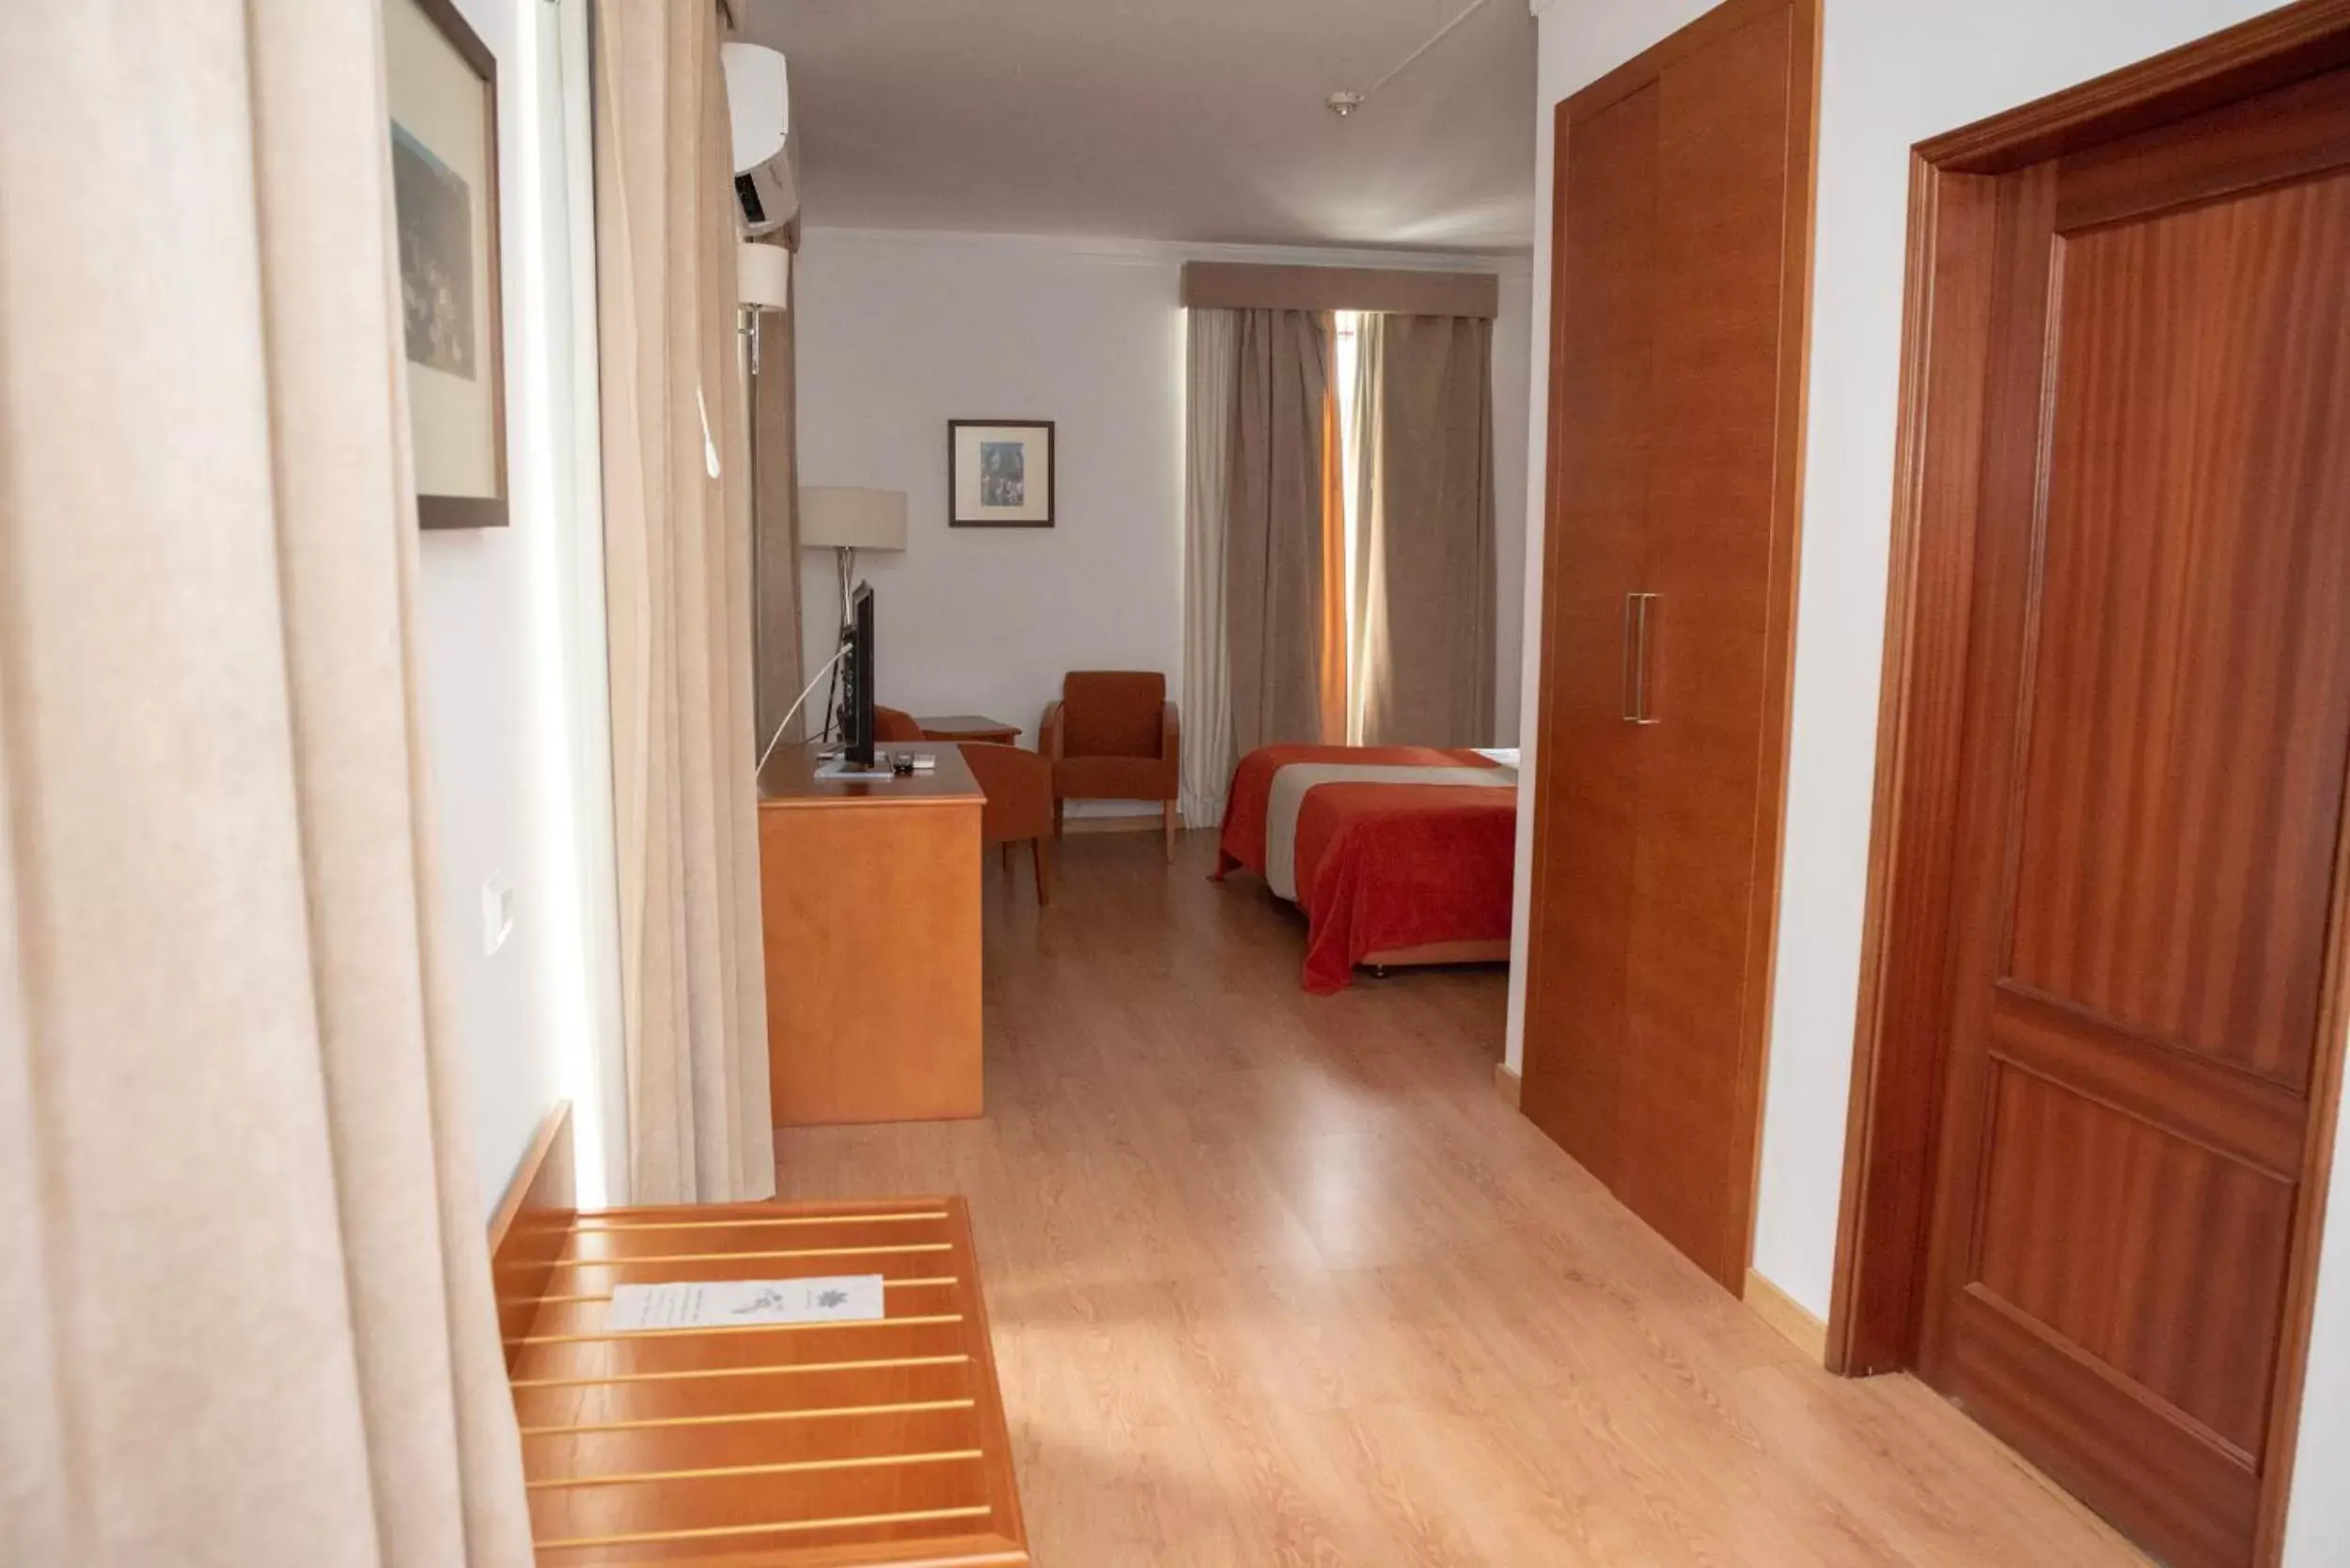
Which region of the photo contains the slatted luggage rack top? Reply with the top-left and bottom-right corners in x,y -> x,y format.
497,1193 -> 1028,1566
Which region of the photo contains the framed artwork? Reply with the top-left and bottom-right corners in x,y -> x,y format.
948,420 -> 1055,527
384,0 -> 509,529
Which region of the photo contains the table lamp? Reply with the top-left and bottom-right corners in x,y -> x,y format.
800,486 -> 907,637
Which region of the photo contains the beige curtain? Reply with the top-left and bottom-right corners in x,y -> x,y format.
1181,307 -> 1241,825
595,0 -> 776,1204
1227,308 -> 1347,752
1351,314 -> 1496,746
750,237 -> 807,748
0,4 -> 533,1565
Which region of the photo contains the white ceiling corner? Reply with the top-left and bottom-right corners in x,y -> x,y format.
740,0 -> 1538,255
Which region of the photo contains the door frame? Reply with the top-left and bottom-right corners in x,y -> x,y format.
1829,2 -> 2350,1559
1520,0 -> 1819,1293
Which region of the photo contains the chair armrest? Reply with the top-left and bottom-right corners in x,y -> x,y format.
959,743 -> 1054,838
1041,700 -> 1065,761
1161,700 -> 1181,769
959,741 -> 1048,790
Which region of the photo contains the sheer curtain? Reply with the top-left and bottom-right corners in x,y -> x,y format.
593,0 -> 776,1204
1,3 -> 532,1563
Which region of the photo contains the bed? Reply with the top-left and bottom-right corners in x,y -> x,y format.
1214,744 -> 1518,993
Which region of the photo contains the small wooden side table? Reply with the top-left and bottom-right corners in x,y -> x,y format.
918,714 -> 1022,745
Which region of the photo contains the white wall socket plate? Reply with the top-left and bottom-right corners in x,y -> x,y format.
480,875 -> 515,956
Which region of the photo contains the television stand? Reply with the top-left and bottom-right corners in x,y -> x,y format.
754,740 -> 984,1125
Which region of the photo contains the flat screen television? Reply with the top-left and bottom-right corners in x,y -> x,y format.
840,581 -> 876,767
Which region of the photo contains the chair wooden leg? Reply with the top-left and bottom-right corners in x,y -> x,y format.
1032,836 -> 1051,905
1163,800 -> 1177,862
1000,841 -> 1013,875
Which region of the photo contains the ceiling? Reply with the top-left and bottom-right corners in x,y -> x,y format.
739,0 -> 1538,255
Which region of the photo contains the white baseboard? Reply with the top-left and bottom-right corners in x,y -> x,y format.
1060,811 -> 1184,837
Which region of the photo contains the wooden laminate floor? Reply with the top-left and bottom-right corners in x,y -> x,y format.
773,830 -> 2149,1567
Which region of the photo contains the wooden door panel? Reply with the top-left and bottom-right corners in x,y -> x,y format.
2004,174 -> 2350,1088
1619,6 -> 1799,1288
1944,1284 -> 2262,1568
1988,982 -> 2307,1177
1635,8 -> 1794,759
1518,82 -> 1659,1180
1974,1062 -> 2295,1452
1920,94 -> 2350,1568
1918,163 -> 2063,1380
1524,0 -> 1813,1294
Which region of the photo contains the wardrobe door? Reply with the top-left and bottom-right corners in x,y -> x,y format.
1521,0 -> 1814,1294
1517,80 -> 1659,1182
1619,0 -> 1810,1290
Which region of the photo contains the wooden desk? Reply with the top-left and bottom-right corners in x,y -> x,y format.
757,743 -> 983,1126
916,714 -> 1020,745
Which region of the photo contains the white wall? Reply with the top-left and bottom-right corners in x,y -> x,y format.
415,0 -> 619,1213
1505,0 -> 2346,1557
791,228 -> 1533,789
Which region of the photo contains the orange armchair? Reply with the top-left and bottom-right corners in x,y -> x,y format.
959,741 -> 1054,903
872,704 -> 925,743
1042,670 -> 1181,862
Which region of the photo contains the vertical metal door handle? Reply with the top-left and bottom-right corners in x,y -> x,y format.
1630,593 -> 1661,726
1622,593 -> 1640,723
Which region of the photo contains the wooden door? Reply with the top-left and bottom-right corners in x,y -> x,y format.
1520,0 -> 1815,1291
1617,2 -> 1808,1288
1917,68 -> 2350,1568
1517,81 -> 1657,1189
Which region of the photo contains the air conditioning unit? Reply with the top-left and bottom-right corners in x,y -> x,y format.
722,42 -> 798,235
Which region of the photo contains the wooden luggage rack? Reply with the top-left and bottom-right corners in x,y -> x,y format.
489,1106 -> 1028,1564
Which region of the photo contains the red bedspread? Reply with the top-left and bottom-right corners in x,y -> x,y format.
1215,745 -> 1515,994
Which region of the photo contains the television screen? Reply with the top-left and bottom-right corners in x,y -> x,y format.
843,582 -> 876,766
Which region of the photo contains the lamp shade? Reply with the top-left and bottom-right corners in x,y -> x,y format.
737,242 -> 791,310
799,487 -> 907,552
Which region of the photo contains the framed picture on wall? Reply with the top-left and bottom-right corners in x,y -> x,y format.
948,420 -> 1055,527
384,0 -> 509,529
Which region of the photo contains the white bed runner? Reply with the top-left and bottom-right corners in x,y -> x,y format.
1263,760 -> 1515,901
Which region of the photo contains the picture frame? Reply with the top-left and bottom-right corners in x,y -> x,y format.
948,420 -> 1055,527
384,0 -> 509,529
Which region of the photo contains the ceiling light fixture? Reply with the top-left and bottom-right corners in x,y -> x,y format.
1327,0 -> 1499,118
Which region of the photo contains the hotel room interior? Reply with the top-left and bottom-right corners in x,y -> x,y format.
9,0 -> 2350,1564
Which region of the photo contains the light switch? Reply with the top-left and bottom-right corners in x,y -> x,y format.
480,875 -> 515,956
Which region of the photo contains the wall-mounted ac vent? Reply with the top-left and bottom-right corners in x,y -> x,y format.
722,42 -> 797,235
